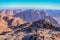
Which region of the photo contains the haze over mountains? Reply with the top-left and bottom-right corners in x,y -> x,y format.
0,9 -> 60,40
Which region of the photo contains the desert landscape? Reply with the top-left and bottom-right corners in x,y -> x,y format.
0,9 -> 60,40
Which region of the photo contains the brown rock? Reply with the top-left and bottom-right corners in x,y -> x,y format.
0,18 -> 12,34
53,33 -> 60,40
11,17 -> 26,26
0,10 -> 6,18
7,10 -> 13,20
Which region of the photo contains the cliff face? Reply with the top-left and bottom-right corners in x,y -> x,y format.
0,9 -> 60,40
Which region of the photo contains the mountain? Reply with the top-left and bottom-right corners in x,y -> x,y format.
14,9 -> 60,27
0,9 -> 60,40
47,10 -> 60,17
14,9 -> 41,22
53,17 -> 60,26
40,10 -> 60,27
0,9 -> 60,27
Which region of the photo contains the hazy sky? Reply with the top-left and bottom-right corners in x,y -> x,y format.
0,0 -> 60,9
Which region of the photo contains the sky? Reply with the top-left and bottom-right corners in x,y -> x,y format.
0,0 -> 60,9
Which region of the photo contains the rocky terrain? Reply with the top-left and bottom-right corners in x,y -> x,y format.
0,9 -> 60,40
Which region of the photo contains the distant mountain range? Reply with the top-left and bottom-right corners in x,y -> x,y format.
0,9 -> 60,27
47,10 -> 60,17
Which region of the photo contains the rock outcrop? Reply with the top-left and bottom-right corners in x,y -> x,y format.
0,18 -> 13,34
11,17 -> 26,27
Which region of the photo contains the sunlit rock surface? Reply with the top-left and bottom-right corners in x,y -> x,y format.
0,10 -> 6,18
11,17 -> 26,27
0,17 -> 13,34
